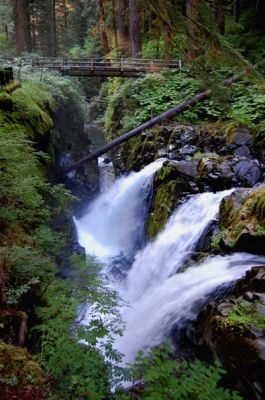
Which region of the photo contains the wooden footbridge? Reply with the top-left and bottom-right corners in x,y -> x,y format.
2,57 -> 183,77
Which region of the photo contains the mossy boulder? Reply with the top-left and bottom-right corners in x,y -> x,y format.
194,267 -> 265,400
146,161 -> 198,239
0,91 -> 13,112
0,340 -> 44,399
219,186 -> 265,254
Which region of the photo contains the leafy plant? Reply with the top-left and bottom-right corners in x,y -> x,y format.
223,300 -> 265,331
129,342 -> 242,400
34,256 -> 126,399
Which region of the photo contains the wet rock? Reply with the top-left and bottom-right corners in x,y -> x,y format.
195,220 -> 219,253
228,128 -> 253,147
234,145 -> 251,157
219,186 -> 265,254
179,145 -> 198,156
177,126 -> 197,145
146,161 -> 198,239
171,160 -> 198,178
233,159 -> 261,187
192,266 -> 265,400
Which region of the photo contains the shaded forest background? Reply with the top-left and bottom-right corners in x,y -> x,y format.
1,0 -> 265,66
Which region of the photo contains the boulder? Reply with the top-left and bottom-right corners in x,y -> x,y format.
219,186 -> 265,254
193,266 -> 265,400
234,145 -> 251,157
228,128 -> 253,147
146,161 -> 199,239
233,159 -> 261,187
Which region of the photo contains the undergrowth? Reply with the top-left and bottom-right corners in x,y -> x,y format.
222,301 -> 265,331
102,69 -> 265,142
130,341 -> 242,400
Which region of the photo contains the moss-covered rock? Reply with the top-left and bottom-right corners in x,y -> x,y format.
146,161 -> 198,239
0,340 -> 44,399
0,91 -> 13,112
147,180 -> 178,239
219,186 -> 265,254
194,266 -> 265,400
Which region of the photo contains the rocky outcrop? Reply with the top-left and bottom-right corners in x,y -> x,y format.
192,267 -> 265,400
52,99 -> 102,215
115,123 -> 264,239
218,186 -> 265,254
146,160 -> 199,239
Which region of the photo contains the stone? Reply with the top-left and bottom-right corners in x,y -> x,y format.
229,128 -> 253,146
195,220 -> 219,253
174,160 -> 197,178
256,339 -> 265,362
233,160 -> 261,186
233,145 -> 251,157
179,145 -> 198,156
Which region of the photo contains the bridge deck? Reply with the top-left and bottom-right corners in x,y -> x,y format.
2,57 -> 183,77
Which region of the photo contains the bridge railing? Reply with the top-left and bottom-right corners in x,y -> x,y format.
1,57 -> 183,74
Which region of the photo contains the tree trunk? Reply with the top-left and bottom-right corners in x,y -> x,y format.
117,0 -> 129,54
73,0 -> 87,47
234,0 -> 240,22
99,0 -> 110,56
186,0 -> 199,59
129,0 -> 141,57
13,0 -> 32,54
111,0 -> 119,48
213,0 -> 225,34
63,75 -> 238,174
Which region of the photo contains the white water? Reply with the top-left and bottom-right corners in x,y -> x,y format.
75,160 -> 265,364
75,158 -> 165,258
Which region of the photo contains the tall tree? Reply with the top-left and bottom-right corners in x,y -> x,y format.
186,0 -> 199,59
99,0 -> 110,55
117,0 -> 129,54
129,0 -> 141,57
213,0 -> 225,34
13,0 -> 32,54
234,0 -> 240,22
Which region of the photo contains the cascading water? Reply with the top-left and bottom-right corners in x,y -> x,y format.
75,158 -> 165,258
75,160 -> 265,364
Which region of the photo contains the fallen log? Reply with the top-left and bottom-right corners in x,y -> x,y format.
63,75 -> 238,174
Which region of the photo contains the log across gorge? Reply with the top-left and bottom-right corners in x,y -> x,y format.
63,75 -> 238,175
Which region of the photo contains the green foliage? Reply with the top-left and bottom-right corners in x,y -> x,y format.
0,34 -> 16,56
0,340 -> 44,388
130,342 -> 242,400
227,83 -> 265,131
211,231 -> 226,251
223,300 -> 265,331
34,256 -> 126,399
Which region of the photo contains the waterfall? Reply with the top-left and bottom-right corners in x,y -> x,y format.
116,252 -> 265,363
75,158 -> 165,258
75,161 -> 265,364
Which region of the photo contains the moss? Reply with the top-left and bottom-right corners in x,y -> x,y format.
0,91 -> 13,112
5,80 -> 21,94
126,136 -> 143,170
220,301 -> 265,331
0,340 -> 44,387
193,151 -> 218,160
219,187 -> 265,251
11,86 -> 53,137
146,180 -> 177,239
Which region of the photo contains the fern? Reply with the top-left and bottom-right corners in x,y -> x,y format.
130,342 -> 242,400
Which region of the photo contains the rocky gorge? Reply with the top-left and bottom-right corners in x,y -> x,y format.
105,122 -> 265,399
